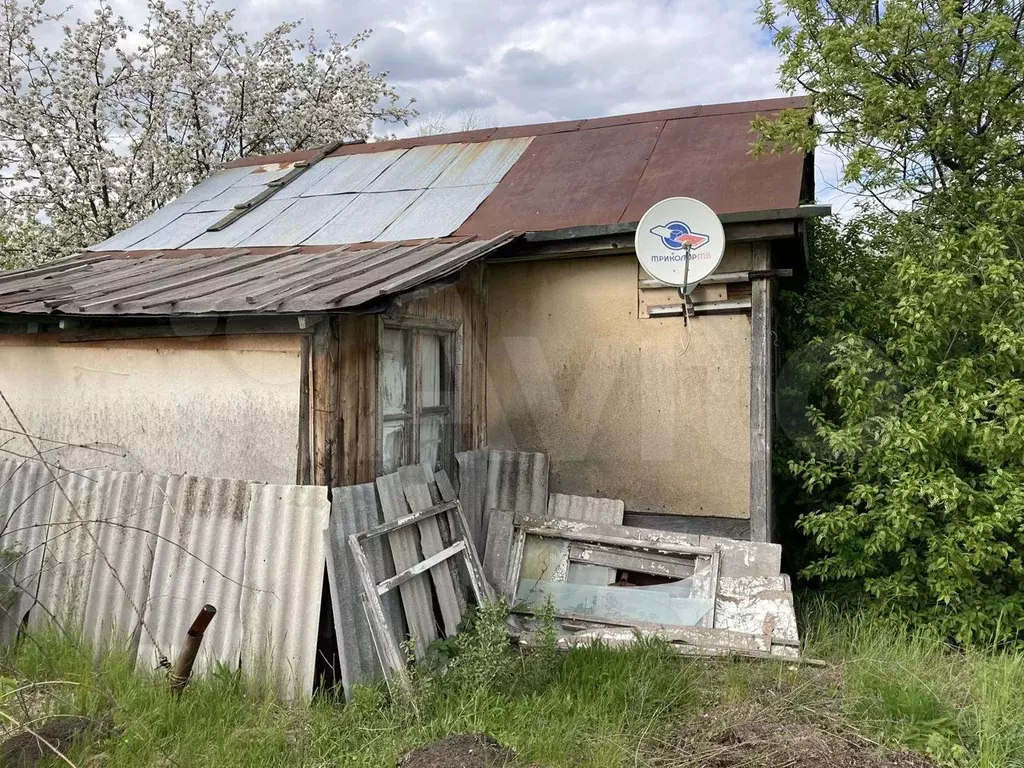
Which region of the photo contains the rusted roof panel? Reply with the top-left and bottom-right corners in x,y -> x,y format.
0,235 -> 513,316
456,121 -> 664,237
433,138 -> 533,187
620,112 -> 804,221
3,99 -> 811,319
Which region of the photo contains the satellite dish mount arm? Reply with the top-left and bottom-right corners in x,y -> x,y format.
677,243 -> 696,321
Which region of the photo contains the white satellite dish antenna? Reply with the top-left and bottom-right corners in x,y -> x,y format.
635,197 -> 726,299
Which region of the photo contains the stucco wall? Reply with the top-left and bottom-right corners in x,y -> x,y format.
0,334 -> 303,483
486,250 -> 752,518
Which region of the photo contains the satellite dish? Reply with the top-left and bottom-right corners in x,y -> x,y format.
635,197 -> 726,294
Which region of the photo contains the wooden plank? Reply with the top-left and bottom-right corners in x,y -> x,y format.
749,241 -> 773,542
296,336 -> 312,485
327,483 -> 404,699
399,464 -> 463,637
375,472 -> 437,657
378,541 -> 466,596
514,516 -> 709,555
622,512 -> 751,540
311,319 -> 340,487
357,501 -> 458,541
346,532 -> 411,695
511,608 -> 767,652
567,543 -> 695,580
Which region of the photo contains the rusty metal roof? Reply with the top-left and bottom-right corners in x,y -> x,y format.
0,235 -> 512,316
0,98 -> 809,317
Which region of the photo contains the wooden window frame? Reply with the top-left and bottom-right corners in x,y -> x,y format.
376,315 -> 463,478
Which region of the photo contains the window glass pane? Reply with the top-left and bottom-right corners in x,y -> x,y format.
381,420 -> 408,474
420,333 -> 443,408
380,328 -> 408,416
419,412 -> 446,472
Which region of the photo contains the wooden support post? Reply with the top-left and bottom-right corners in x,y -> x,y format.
749,242 -> 774,542
310,319 -> 341,488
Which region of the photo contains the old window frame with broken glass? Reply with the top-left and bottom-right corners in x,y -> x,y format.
377,317 -> 460,478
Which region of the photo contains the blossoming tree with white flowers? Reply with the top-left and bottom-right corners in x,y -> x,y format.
0,0 -> 414,267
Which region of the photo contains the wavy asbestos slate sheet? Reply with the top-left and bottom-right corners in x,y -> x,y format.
136,475 -> 251,675
0,458 -> 55,646
32,467 -> 166,656
241,484 -> 329,700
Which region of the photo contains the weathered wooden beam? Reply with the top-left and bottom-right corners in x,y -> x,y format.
310,319 -> 340,487
399,465 -> 463,636
513,515 -> 713,557
376,541 -> 467,596
749,241 -> 774,542
567,543 -> 696,579
355,500 -> 459,542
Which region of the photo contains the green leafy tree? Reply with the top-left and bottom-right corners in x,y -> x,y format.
758,0 -> 1024,645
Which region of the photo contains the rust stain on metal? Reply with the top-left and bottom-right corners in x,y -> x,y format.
456,121 -> 664,237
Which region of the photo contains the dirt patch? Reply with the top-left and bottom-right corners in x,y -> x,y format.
0,714 -> 114,768
696,718 -> 937,768
646,664 -> 938,768
397,733 -> 518,768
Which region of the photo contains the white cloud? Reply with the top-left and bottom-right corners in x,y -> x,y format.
55,0 -> 840,208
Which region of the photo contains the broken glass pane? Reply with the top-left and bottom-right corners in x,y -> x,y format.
421,333 -> 443,408
381,328 -> 408,416
381,420 -> 408,474
516,578 -> 713,628
419,413 -> 444,471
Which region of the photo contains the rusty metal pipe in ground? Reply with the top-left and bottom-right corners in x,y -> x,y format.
169,604 -> 217,694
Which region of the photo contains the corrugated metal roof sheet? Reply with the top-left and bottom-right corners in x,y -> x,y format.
241,484 -> 329,700
485,451 -> 549,519
0,234 -> 513,316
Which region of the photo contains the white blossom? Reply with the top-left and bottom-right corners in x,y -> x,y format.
0,0 -> 415,267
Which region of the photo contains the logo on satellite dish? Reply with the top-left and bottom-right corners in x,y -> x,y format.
649,221 -> 710,251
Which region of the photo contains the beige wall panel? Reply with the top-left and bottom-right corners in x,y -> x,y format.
0,336 -> 302,483
487,254 -> 751,518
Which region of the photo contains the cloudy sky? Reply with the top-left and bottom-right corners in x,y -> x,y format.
95,0 -> 846,211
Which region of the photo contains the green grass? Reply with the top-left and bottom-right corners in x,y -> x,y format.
800,594 -> 1024,768
2,596 -> 1023,767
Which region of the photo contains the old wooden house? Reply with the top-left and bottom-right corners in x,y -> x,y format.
0,97 -> 825,543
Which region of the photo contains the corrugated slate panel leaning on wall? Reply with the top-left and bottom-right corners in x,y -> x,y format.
0,458 -> 55,646
136,475 -> 252,675
0,459 -> 335,700
241,484 -> 330,700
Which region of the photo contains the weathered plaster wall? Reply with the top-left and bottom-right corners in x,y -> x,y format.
487,249 -> 752,518
0,334 -> 302,483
